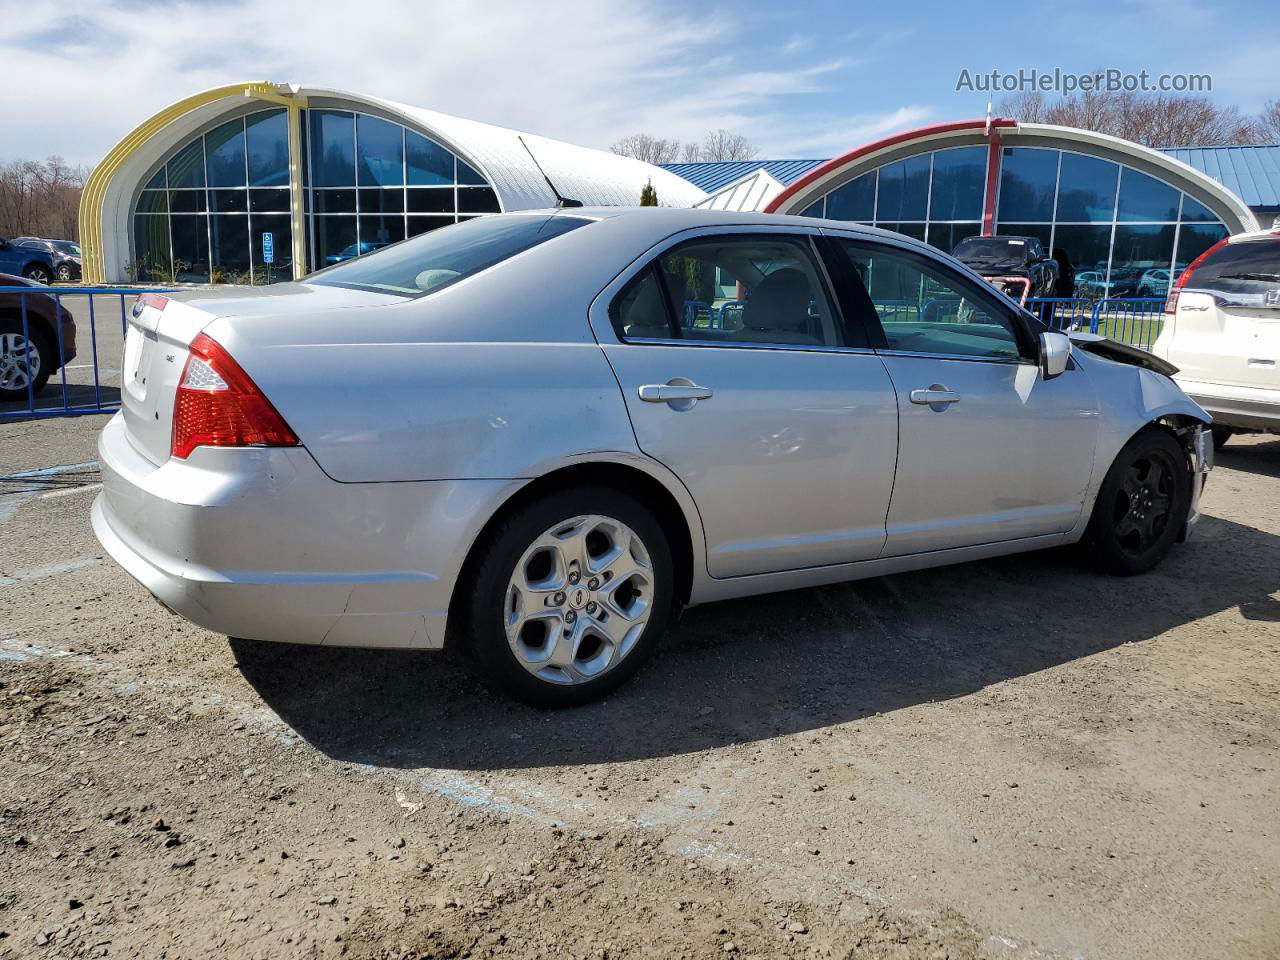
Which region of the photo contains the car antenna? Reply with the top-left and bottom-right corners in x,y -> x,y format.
518,135 -> 583,208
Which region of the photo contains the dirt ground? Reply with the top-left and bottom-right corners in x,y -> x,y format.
2,416 -> 1278,960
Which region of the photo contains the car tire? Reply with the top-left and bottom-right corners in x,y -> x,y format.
1081,427 -> 1192,576
22,264 -> 51,285
55,263 -> 73,282
0,315 -> 52,400
1211,426 -> 1233,450
461,486 -> 674,707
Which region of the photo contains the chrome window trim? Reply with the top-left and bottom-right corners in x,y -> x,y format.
612,336 -> 878,356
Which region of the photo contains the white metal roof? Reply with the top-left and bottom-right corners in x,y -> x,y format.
692,167 -> 785,212
328,89 -> 707,211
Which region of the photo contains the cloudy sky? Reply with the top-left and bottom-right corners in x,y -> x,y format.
2,0 -> 1275,166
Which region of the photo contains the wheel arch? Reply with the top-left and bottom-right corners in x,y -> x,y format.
445,455 -> 705,647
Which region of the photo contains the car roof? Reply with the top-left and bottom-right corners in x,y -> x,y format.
1228,228 -> 1280,244
534,206 -> 954,250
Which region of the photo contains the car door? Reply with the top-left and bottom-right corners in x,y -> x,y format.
826,233 -> 1100,557
0,239 -> 20,275
590,227 -> 899,578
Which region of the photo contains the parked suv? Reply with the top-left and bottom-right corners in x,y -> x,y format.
951,235 -> 1059,300
1152,229 -> 1280,447
0,236 -> 55,284
12,237 -> 82,281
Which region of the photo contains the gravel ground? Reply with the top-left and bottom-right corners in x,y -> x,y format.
2,417 -> 1278,959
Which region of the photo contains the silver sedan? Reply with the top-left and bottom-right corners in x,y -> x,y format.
93,209 -> 1213,706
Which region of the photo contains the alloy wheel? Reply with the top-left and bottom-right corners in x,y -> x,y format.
0,333 -> 42,392
504,514 -> 654,686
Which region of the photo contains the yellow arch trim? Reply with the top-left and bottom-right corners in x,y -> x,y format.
79,82 -> 296,283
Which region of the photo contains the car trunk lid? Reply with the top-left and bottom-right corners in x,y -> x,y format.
119,283 -> 408,466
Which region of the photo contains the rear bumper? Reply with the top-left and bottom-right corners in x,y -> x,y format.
1178,378 -> 1280,432
92,413 -> 519,649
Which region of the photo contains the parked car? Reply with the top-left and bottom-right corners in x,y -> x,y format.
1075,270 -> 1139,300
951,235 -> 1059,299
324,240 -> 387,265
1074,271 -> 1111,298
12,237 -> 82,281
1138,268 -> 1171,299
92,210 -> 1213,707
0,236 -> 55,284
0,273 -> 77,400
1153,228 -> 1280,448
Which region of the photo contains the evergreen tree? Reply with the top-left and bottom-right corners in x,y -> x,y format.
639,179 -> 658,206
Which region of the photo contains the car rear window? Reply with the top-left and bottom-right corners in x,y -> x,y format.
1186,237 -> 1280,302
952,237 -> 1030,259
307,214 -> 591,297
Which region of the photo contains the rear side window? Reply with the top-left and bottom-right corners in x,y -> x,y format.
1185,238 -> 1280,304
308,214 -> 590,296
610,235 -> 840,347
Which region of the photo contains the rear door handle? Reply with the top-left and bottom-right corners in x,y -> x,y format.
909,385 -> 961,410
638,382 -> 713,404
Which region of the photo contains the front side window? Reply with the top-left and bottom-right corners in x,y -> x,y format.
610,235 -> 840,348
838,240 -> 1026,360
308,214 -> 589,297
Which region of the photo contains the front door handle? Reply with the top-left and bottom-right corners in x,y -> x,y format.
909,385 -> 961,411
638,381 -> 713,406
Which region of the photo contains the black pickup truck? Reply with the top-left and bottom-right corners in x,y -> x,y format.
951,235 -> 1059,299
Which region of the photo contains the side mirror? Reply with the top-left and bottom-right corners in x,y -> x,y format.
1040,331 -> 1071,379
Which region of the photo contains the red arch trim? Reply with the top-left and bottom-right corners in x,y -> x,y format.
764,117 -> 1018,214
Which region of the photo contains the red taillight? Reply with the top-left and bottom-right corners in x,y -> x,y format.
171,333 -> 299,460
1166,236 -> 1229,315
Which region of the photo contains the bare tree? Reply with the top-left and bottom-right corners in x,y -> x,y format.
612,130 -> 758,164
697,129 -> 758,162
0,156 -> 87,241
609,133 -> 684,165
1259,99 -> 1280,142
995,90 -> 1266,147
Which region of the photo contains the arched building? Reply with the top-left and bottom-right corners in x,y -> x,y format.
669,119 -> 1270,297
83,89 -> 1277,292
79,82 -> 706,284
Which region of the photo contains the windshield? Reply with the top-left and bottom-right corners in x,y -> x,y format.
1186,238 -> 1280,303
55,241 -> 81,256
308,215 -> 592,297
952,237 -> 1030,260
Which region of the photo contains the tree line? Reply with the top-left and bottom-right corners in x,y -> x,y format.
0,157 -> 88,242
996,91 -> 1280,147
611,93 -> 1279,167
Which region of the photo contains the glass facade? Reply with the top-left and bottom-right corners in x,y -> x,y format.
799,144 -> 1229,297
131,106 -> 498,284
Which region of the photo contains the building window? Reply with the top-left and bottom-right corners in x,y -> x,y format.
808,144 -> 1228,298
306,109 -> 499,269
131,106 -> 499,284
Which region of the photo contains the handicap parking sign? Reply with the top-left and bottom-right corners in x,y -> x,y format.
262,232 -> 274,264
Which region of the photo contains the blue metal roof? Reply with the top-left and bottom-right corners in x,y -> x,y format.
1158,145 -> 1280,211
660,159 -> 827,193
664,145 -> 1280,213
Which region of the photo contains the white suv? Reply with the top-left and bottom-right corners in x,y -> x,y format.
1153,229 -> 1280,448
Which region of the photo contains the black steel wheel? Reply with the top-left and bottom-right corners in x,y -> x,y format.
1083,428 -> 1191,576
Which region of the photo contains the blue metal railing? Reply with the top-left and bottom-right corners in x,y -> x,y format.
1026,296 -> 1165,351
0,286 -> 170,421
